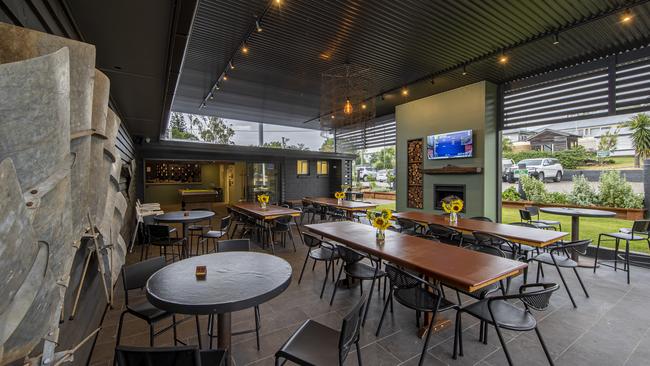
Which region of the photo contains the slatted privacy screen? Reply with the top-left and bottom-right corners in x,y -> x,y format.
335,114 -> 396,151
502,48 -> 650,130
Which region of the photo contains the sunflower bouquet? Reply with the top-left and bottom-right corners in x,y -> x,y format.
334,191 -> 345,203
257,193 -> 270,209
441,195 -> 463,224
367,209 -> 393,243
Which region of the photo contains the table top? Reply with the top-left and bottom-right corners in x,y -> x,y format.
539,207 -> 616,217
393,211 -> 567,247
305,221 -> 527,292
154,210 -> 215,223
303,197 -> 378,210
178,189 -> 219,195
146,252 -> 292,315
232,202 -> 301,219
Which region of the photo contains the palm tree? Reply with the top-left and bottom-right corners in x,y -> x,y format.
625,113 -> 650,167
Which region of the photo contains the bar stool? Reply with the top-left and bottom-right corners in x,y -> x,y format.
595,220 -> 650,284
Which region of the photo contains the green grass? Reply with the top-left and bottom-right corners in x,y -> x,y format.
576,156 -> 638,170
373,202 -> 648,253
502,207 -> 649,253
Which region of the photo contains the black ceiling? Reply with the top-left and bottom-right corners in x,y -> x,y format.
170,0 -> 650,135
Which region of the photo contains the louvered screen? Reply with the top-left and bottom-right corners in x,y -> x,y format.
502,50 -> 650,131
335,114 -> 396,151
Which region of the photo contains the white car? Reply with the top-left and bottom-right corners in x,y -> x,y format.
514,158 -> 563,182
376,169 -> 394,182
356,166 -> 377,181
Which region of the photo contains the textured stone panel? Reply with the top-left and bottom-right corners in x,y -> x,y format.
90,70 -> 111,224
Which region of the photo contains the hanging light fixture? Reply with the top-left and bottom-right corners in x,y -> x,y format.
241,43 -> 249,54
229,61 -> 235,70
621,8 -> 633,23
320,64 -> 376,131
401,87 -> 409,96
344,97 -> 353,114
499,52 -> 508,64
222,74 -> 228,81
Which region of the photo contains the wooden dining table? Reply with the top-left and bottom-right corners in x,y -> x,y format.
305,221 -> 528,336
303,197 -> 378,219
230,202 -> 304,248
393,211 -> 568,248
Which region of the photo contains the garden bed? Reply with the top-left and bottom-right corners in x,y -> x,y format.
362,191 -> 396,200
502,200 -> 645,220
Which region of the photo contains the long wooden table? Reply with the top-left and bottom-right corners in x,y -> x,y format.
393,211 -> 568,247
303,197 -> 377,218
230,202 -> 304,249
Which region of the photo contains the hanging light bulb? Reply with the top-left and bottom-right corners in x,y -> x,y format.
401,87 -> 409,96
499,52 -> 508,64
621,8 -> 633,23
241,43 -> 249,54
209,93 -> 214,100
361,103 -> 367,110
344,97 -> 353,114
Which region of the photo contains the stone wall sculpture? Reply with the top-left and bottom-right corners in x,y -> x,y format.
0,24 -> 134,366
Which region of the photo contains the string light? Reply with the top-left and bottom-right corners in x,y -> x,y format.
361,103 -> 367,110
222,75 -> 228,81
241,43 -> 249,54
401,87 -> 409,96
344,97 -> 353,114
621,8 -> 633,23
499,53 -> 508,64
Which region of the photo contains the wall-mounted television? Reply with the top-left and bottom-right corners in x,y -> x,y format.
427,129 -> 473,160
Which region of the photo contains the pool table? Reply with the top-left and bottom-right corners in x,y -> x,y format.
178,188 -> 222,209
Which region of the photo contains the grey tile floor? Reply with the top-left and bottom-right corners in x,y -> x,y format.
90,222 -> 650,366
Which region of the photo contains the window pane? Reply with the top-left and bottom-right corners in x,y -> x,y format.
317,161 -> 328,175
297,160 -> 308,175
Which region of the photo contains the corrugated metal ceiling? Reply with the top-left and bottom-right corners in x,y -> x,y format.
170,0 -> 650,133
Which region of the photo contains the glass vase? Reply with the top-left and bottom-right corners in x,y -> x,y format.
449,212 -> 458,224
337,198 -> 343,205
260,202 -> 267,209
376,229 -> 385,245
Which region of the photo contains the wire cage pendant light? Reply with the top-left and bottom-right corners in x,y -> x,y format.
319,64 -> 376,131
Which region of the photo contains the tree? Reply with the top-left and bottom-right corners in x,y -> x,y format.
263,138 -> 310,150
598,127 -> 619,155
369,146 -> 395,170
169,112 -> 198,140
200,116 -> 235,144
625,113 -> 650,167
320,137 -> 335,152
502,137 -> 513,153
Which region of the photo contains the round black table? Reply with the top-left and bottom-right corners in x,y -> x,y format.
539,207 -> 616,266
146,252 -> 292,364
154,210 -> 215,256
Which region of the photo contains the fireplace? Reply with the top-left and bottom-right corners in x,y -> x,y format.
434,184 -> 466,211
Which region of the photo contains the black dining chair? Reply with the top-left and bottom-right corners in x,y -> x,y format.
298,232 -> 340,298
141,216 -> 177,261
426,223 -> 464,245
205,239 -> 262,350
270,215 -> 296,253
473,230 -> 534,288
595,219 -> 650,284
275,296 -> 367,366
200,215 -> 231,254
301,200 -> 316,224
115,345 -> 226,366
376,264 -> 457,366
519,209 -> 556,230
188,208 -> 213,256
530,240 -> 590,308
147,224 -> 185,262
116,257 -> 179,347
469,216 -> 493,222
330,246 -> 386,325
453,283 -> 559,366
395,217 -> 424,235
526,206 -> 562,231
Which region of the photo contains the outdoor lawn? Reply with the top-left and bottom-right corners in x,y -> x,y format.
576,156 -> 638,170
374,202 -> 649,254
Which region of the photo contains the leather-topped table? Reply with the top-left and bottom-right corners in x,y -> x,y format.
393,211 -> 567,247
305,221 -> 527,293
147,252 -> 292,365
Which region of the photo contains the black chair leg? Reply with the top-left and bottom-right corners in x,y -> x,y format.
573,268 -> 589,297
172,315 -> 178,346
375,290 -> 393,336
625,240 -> 631,284
535,326 -> 555,366
419,309 -> 437,366
595,235 -> 603,273
195,315 -> 202,349
555,262 -> 577,308
149,323 -> 154,347
362,276 -> 378,326
298,252 -> 310,284
614,238 -> 620,271
494,324 -> 513,366
320,260 -> 330,299
329,265 -> 345,305
254,306 -> 261,351
356,341 -> 363,366
453,310 -> 463,359
116,311 -> 126,346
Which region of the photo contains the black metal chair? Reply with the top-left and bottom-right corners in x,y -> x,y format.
526,206 -> 562,231
395,217 -> 423,235
116,257 -> 178,347
595,220 -> 650,284
140,216 -> 177,261
376,264 -> 457,366
301,200 -> 317,224
187,208 -> 213,255
473,230 -> 534,288
275,296 -> 367,366
530,240 -> 590,308
426,223 -> 463,245
115,345 -> 226,366
469,216 -> 493,222
519,209 -> 556,230
453,283 -> 559,366
270,215 -> 296,253
330,246 -> 385,325
205,239 -> 262,350
298,232 -> 340,298
200,215 -> 231,254
146,224 -> 185,262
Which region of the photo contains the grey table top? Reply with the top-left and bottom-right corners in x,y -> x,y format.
153,210 -> 215,223
539,207 -> 616,217
146,252 -> 292,315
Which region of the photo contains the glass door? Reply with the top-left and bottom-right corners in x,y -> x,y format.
246,162 -> 279,203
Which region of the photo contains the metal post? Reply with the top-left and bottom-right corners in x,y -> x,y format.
644,159 -> 650,219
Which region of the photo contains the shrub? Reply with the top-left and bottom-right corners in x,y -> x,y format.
568,175 -> 598,206
519,175 -> 547,202
598,170 -> 644,209
503,150 -> 547,164
554,146 -> 594,169
545,192 -> 570,204
502,186 -> 520,201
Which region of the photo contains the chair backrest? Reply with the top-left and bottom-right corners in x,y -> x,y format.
517,283 -> 559,311
519,209 -> 533,222
115,345 -> 201,366
384,263 -> 422,290
143,215 -> 156,225
301,200 -> 312,208
555,239 -> 591,257
147,224 -> 171,241
302,232 -> 322,248
217,239 -> 251,252
338,296 -> 367,365
396,218 -> 416,230
219,215 -> 231,231
426,223 -> 460,240
467,243 -> 507,258
631,220 -> 650,234
122,256 -> 166,304
470,216 -> 493,222
336,245 -> 364,264
508,222 -> 537,229
472,231 -> 508,246
273,215 -> 292,228
525,206 -> 540,217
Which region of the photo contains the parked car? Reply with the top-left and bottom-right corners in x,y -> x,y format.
356,166 -> 377,181
513,158 -> 563,182
376,169 -> 394,182
501,159 -> 515,182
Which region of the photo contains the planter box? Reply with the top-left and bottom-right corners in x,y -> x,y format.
362,191 -> 396,200
502,200 -> 646,220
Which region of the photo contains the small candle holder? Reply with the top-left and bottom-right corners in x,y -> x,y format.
195,265 -> 207,279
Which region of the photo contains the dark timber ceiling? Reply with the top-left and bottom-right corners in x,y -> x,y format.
170,0 -> 650,135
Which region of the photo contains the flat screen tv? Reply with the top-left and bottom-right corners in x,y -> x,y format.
427,129 -> 473,160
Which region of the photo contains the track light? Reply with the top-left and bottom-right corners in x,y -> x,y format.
241,43 -> 249,54
330,114 -> 335,119
209,94 -> 214,100
256,20 -> 263,32
621,8 -> 633,23
229,61 -> 235,70
462,65 -> 467,76
222,74 -> 228,81
214,84 -> 220,91
401,87 -> 409,96
552,33 -> 560,45
499,52 -> 508,64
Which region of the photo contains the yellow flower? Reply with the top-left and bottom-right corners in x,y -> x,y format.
257,194 -> 269,204
334,191 -> 345,199
441,195 -> 463,213
380,209 -> 392,221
